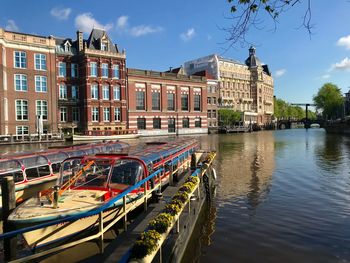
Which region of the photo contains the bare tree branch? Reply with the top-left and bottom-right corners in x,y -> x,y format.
225,0 -> 313,46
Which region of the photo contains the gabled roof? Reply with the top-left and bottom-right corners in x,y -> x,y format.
54,37 -> 78,55
262,65 -> 271,76
86,28 -> 118,52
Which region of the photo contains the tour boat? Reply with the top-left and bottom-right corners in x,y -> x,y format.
8,138 -> 199,249
0,141 -> 129,208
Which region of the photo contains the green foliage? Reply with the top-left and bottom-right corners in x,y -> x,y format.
185,176 -> 199,185
131,230 -> 161,259
274,97 -> 317,120
179,181 -> 196,193
313,83 -> 344,120
218,109 -> 241,126
148,213 -> 173,234
164,202 -> 182,216
172,191 -> 189,204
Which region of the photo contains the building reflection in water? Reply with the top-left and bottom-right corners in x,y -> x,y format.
200,132 -> 275,208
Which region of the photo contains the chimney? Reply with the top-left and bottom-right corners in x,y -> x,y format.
77,31 -> 83,52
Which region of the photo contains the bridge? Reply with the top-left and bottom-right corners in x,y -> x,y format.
277,103 -> 324,129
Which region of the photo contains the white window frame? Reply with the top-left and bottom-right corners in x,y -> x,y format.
101,63 -> 108,78
60,107 -> 67,122
113,85 -> 121,100
59,84 -> 67,99
16,126 -> 29,135
15,99 -> 28,121
58,62 -> 66,77
91,84 -> 98,100
36,100 -> 48,120
103,107 -> 110,122
112,64 -> 120,79
14,51 -> 26,69
102,85 -> 110,100
14,74 -> 27,91
114,107 -> 121,122
35,76 -> 47,92
34,53 -> 46,71
90,62 -> 97,77
92,107 -> 99,122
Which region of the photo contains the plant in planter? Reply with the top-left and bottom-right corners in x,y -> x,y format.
172,191 -> 189,204
131,230 -> 162,259
148,213 -> 173,233
164,202 -> 182,216
186,176 -> 199,185
179,182 -> 196,193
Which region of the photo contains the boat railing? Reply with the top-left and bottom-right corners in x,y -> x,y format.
0,133 -> 64,144
0,166 -> 166,262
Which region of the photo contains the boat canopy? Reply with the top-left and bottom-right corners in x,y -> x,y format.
0,159 -> 24,183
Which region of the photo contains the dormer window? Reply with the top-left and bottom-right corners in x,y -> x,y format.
101,42 -> 108,51
63,41 -> 71,52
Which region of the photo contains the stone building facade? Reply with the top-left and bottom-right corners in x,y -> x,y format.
55,29 -> 127,133
184,47 -> 274,126
0,28 -> 58,135
127,68 -> 208,136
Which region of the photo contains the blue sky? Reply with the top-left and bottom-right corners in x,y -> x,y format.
1,0 -> 350,103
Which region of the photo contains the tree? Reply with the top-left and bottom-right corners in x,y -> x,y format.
226,0 -> 313,45
274,97 -> 316,120
218,109 -> 241,126
313,83 -> 344,120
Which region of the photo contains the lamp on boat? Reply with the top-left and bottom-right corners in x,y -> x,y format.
190,195 -> 198,201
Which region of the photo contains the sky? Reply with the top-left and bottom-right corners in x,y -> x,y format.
1,0 -> 350,104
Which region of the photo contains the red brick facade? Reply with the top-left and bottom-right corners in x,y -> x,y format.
0,29 -> 58,135
127,69 -> 208,136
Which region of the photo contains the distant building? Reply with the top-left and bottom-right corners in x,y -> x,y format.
0,28 -> 58,135
192,70 -> 219,131
127,68 -> 208,136
54,29 -> 127,133
184,47 -> 274,126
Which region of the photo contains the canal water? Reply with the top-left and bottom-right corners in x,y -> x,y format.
189,129 -> 350,263
1,129 -> 350,262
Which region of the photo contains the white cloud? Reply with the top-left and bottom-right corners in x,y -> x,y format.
274,69 -> 286,78
50,7 -> 72,20
180,28 -> 195,42
321,74 -> 331,79
331,57 -> 350,71
5,19 -> 19,31
337,35 -> 350,49
115,15 -> 163,37
75,13 -> 113,32
116,16 -> 129,30
129,25 -> 163,37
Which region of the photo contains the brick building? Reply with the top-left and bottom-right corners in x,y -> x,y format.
127,68 -> 208,136
0,28 -> 58,135
55,29 -> 127,133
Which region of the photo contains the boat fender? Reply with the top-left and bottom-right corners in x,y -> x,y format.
211,167 -> 217,181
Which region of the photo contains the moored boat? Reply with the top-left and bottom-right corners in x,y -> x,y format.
8,138 -> 199,249
0,141 -> 129,208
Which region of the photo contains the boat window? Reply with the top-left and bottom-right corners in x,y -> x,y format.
109,160 -> 143,188
74,161 -> 111,188
25,165 -> 51,180
20,156 -> 48,168
58,158 -> 84,186
51,163 -> 61,173
0,171 -> 24,183
66,150 -> 85,158
45,152 -> 68,164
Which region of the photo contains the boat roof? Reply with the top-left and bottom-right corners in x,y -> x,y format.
89,138 -> 198,166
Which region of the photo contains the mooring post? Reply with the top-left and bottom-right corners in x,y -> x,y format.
2,176 -> 17,261
123,196 -> 127,231
191,153 -> 197,171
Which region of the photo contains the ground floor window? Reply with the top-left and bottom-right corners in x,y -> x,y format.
16,126 -> 29,135
153,118 -> 161,129
183,117 -> 189,128
60,107 -> 67,122
137,118 -> 146,130
195,118 -> 201,128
